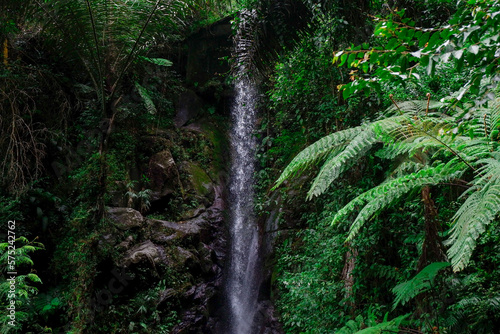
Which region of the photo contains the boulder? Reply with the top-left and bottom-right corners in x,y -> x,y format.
139,136 -> 174,156
175,90 -> 203,127
147,149 -> 178,199
147,217 -> 206,245
121,240 -> 163,267
180,162 -> 214,205
116,235 -> 134,251
107,207 -> 144,230
172,246 -> 198,270
181,204 -> 206,220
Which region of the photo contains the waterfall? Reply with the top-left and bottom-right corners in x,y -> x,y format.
225,9 -> 261,334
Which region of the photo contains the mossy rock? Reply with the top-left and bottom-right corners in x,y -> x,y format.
184,162 -> 213,198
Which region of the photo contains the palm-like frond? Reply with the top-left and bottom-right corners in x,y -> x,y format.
275,96 -> 500,272
392,262 -> 450,309
333,159 -> 466,241
35,0 -> 188,101
385,100 -> 445,116
306,128 -> 377,199
273,125 -> 364,190
446,156 -> 500,271
135,82 -> 157,114
274,111 -> 428,197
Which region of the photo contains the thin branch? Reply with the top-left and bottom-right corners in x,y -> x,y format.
426,93 -> 431,116
109,0 -> 163,100
438,182 -> 471,189
84,0 -> 106,115
418,128 -> 477,172
389,94 -> 403,115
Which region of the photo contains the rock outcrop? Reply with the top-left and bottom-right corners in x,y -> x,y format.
104,181 -> 226,333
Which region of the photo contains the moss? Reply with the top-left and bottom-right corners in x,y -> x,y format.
186,163 -> 213,197
199,117 -> 229,178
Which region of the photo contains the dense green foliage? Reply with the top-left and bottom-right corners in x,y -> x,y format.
264,0 -> 500,333
3,0 -> 500,333
1,1 -> 235,333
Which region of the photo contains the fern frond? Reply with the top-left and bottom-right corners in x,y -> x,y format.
307,128 -> 377,199
354,314 -> 409,334
370,264 -> 401,280
392,262 -> 450,309
446,157 -> 500,271
273,126 -> 364,190
336,315 -> 364,334
135,82 -> 157,114
391,160 -> 425,177
140,57 -> 173,67
386,100 -> 444,116
470,98 -> 500,138
333,160 -> 465,241
306,114 -> 419,198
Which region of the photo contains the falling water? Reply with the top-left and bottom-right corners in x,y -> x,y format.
225,9 -> 261,334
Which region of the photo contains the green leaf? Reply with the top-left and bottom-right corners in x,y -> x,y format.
348,53 -> 357,66
386,38 -> 400,50
400,55 -> 409,73
392,262 -> 450,309
141,57 -> 173,67
418,32 -> 431,48
426,31 -> 442,49
134,82 -> 157,114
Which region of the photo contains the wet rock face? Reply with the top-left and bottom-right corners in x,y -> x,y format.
147,149 -> 178,199
175,89 -> 204,128
92,16 -> 233,333
104,187 -> 227,334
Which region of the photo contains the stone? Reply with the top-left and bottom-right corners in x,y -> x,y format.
116,235 -> 134,251
175,90 -> 203,127
181,204 -> 206,220
107,207 -> 144,230
158,288 -> 177,305
171,246 -> 198,270
181,162 -> 214,201
121,240 -> 162,267
147,217 -> 206,245
147,149 -> 178,199
139,135 -> 174,156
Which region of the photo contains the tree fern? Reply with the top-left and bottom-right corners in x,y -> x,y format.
385,100 -> 445,116
275,97 -> 500,272
333,160 -> 466,241
354,314 -> 409,334
140,56 -> 173,67
336,312 -> 409,334
273,125 -> 364,190
274,110 -> 427,197
392,262 -> 450,309
35,0 -> 188,104
446,155 -> 500,271
306,128 -> 378,199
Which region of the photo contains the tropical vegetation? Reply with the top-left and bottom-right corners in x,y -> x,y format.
1,0 -> 500,333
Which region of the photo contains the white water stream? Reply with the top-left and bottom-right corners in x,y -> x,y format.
225,9 -> 261,334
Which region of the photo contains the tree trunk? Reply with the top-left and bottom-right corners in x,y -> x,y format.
342,245 -> 358,312
418,185 -> 447,271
